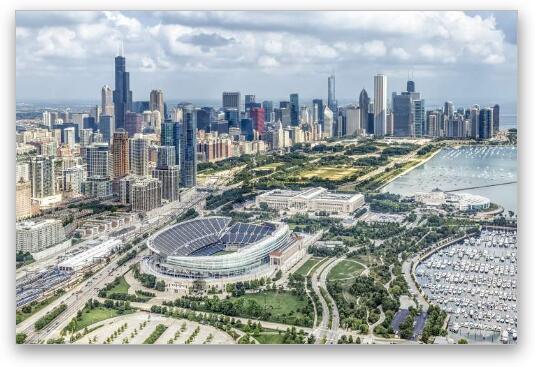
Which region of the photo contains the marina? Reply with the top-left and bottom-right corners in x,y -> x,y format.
415,229 -> 517,344
382,145 -> 517,213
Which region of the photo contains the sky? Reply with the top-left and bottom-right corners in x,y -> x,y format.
16,11 -> 517,111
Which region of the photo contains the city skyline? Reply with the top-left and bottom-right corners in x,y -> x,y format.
16,11 -> 517,108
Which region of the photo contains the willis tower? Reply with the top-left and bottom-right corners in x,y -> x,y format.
113,44 -> 132,130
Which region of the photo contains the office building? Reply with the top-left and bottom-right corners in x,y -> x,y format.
125,112 -> 143,137
223,92 -> 241,111
101,85 -> 114,117
130,177 -> 162,212
413,99 -> 426,137
262,100 -> 273,122
359,89 -> 370,134
250,107 -> 265,136
328,74 -> 337,113
479,107 -> 494,139
100,115 -> 115,142
493,104 -> 500,134
313,99 -> 324,126
374,74 -> 387,136
112,49 -> 133,130
180,105 -> 197,188
150,89 -> 165,120
152,166 -> 179,202
323,105 -> 334,138
290,93 -> 299,126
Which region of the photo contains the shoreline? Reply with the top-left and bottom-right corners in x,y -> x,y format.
377,147 -> 443,191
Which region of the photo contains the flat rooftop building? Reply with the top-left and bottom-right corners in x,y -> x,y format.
256,187 -> 364,214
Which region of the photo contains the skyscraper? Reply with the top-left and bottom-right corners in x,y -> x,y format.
250,107 -> 265,136
359,89 -> 370,134
407,80 -> 415,93
290,93 -> 299,126
374,74 -> 387,136
124,112 -> 143,137
323,106 -> 334,138
493,104 -> 500,134
150,89 -> 165,120
479,107 -> 494,139
100,115 -> 115,142
129,135 -> 149,176
392,92 -> 412,136
312,99 -> 324,126
262,100 -> 273,122
86,143 -> 111,178
156,145 -> 176,169
30,156 -> 56,198
222,92 -> 241,111
112,129 -> 129,179
328,74 -> 337,113
101,85 -> 114,117
112,50 -> 132,130
413,99 -> 426,137
180,105 -> 197,187
444,101 -> 454,117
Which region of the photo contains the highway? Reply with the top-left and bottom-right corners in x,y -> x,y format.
16,192 -> 208,344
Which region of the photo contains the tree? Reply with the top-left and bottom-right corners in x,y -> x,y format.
458,338 -> 468,344
16,333 -> 27,344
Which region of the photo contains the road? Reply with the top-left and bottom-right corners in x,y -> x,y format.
17,193 -> 208,344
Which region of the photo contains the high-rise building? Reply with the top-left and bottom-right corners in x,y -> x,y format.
160,121 -> 181,169
413,99 -> 426,137
129,135 -> 149,176
86,143 -> 111,178
328,74 -> 337,113
374,74 -> 387,136
42,111 -> 52,128
100,115 -> 115,142
359,89 -> 370,134
112,50 -> 133,130
323,106 -> 334,138
125,112 -> 143,137
344,105 -> 361,136
444,101 -> 454,117
250,107 -> 265,136
16,179 -> 32,221
262,100 -> 273,122
102,85 -> 114,117
223,92 -> 241,112
180,105 -> 197,188
16,219 -> 66,253
130,177 -> 162,212
479,107 -> 494,139
493,104 -> 500,134
62,165 -> 86,195
407,80 -> 415,93
392,91 -> 412,136
290,93 -> 300,126
157,145 -> 176,169
150,89 -> 165,121
63,126 -> 76,147
470,105 -> 480,138
112,129 -> 129,179
312,99 -> 324,126
152,166 -> 179,202
30,156 -> 56,198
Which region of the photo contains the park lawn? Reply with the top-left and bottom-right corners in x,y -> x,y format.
294,257 -> 327,277
69,307 -> 134,332
107,276 -> 130,294
327,260 -> 365,282
298,167 -> 360,181
235,291 -> 308,319
254,332 -> 287,344
252,163 -> 284,172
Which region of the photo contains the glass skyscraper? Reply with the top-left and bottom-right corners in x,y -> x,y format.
180,105 -> 197,188
113,52 -> 132,130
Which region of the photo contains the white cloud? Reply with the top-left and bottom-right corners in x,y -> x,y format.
391,47 -> 410,61
258,56 -> 280,68
363,40 -> 387,58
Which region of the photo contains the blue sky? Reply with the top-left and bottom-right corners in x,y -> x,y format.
16,11 -> 517,110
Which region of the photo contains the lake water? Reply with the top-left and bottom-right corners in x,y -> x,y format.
381,145 -> 518,213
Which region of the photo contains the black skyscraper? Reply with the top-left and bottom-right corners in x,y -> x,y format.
113,51 -> 132,130
359,89 -> 370,134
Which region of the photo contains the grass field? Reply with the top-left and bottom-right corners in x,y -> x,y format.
234,291 -> 308,319
67,307 -> 134,333
107,276 -> 130,294
254,332 -> 286,344
16,292 -> 65,324
294,257 -> 327,277
252,163 -> 284,172
327,260 -> 365,282
298,167 -> 360,181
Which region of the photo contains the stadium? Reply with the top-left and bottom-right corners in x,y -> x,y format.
146,216 -> 293,279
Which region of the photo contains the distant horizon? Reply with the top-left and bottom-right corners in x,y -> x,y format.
16,11 -> 517,105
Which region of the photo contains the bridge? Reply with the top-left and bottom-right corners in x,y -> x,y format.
444,181 -> 517,193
